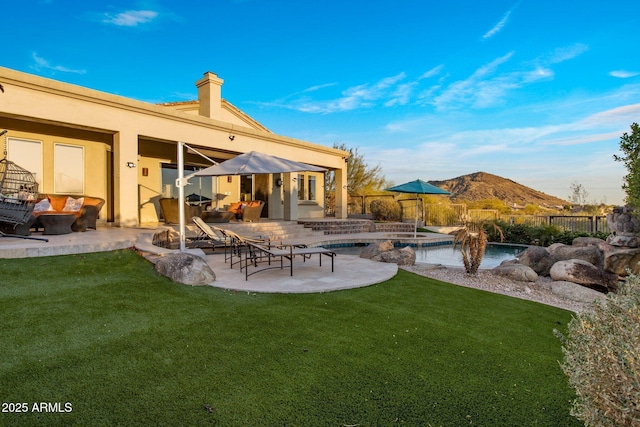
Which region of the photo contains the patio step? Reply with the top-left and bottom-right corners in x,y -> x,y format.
298,219 -> 375,234
298,219 -> 415,235
216,220 -> 325,241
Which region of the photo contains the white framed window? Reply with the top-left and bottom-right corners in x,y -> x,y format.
297,174 -> 305,200
7,138 -> 43,186
308,176 -> 316,201
54,143 -> 84,194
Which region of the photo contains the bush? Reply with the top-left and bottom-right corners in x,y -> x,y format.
369,198 -> 401,221
557,274 -> 640,426
489,221 -> 609,246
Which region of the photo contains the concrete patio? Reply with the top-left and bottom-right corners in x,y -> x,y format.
0,222 -> 454,293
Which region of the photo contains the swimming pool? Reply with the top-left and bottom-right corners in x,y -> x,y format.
324,242 -> 527,269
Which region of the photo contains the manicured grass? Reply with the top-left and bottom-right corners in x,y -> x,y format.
0,250 -> 580,426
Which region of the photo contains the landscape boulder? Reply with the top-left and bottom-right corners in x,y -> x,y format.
492,262 -> 538,282
607,205 -> 640,235
377,246 -> 416,266
155,252 -> 215,286
360,240 -> 395,260
603,247 -> 640,276
549,259 -> 617,293
572,237 -> 606,247
360,241 -> 416,266
550,245 -> 604,268
518,246 -> 556,276
546,243 -> 565,255
550,281 -> 607,303
607,234 -> 639,248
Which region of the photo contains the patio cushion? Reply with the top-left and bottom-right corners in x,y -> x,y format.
62,196 -> 84,212
33,198 -> 53,213
83,196 -> 104,207
47,195 -> 68,211
228,202 -> 243,215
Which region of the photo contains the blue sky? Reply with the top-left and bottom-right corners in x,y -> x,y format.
3,0 -> 640,205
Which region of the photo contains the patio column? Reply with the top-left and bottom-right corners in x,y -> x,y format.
283,172 -> 298,220
113,130 -> 139,226
335,166 -> 348,219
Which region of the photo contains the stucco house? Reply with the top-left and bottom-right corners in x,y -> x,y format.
0,67 -> 349,227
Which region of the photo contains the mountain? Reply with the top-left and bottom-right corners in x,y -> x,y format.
428,172 -> 569,207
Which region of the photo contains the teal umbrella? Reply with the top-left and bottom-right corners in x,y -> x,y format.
385,179 -> 451,237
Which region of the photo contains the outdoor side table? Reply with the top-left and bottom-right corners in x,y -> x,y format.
39,213 -> 77,235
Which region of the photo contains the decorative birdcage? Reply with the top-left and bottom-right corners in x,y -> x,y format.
0,158 -> 40,225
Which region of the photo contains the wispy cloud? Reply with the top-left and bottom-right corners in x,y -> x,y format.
261,43 -> 589,114
432,52 -> 521,109
482,10 -> 512,40
540,43 -> 589,65
385,82 -> 418,107
31,52 -> 86,74
102,10 -> 158,27
610,70 -> 640,79
302,83 -> 337,93
419,65 -> 444,80
266,73 -> 407,113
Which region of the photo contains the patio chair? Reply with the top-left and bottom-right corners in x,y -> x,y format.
191,216 -> 229,252
243,241 -> 336,280
216,227 -> 270,269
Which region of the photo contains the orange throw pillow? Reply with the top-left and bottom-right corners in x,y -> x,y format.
228,202 -> 242,214
47,195 -> 68,212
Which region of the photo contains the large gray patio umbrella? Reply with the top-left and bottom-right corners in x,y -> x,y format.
190,151 -> 326,177
385,179 -> 451,238
177,149 -> 326,251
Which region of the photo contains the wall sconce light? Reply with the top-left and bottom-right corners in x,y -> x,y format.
126,162 -> 136,168
228,134 -> 235,141
292,177 -> 297,182
275,178 -> 283,187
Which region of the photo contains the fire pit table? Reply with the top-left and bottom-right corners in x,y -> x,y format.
38,213 -> 77,235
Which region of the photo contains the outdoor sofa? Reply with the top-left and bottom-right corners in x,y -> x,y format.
31,194 -> 105,233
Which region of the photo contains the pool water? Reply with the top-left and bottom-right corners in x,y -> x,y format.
327,243 -> 527,269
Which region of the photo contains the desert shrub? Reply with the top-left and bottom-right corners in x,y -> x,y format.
369,198 -> 401,221
489,221 -> 609,246
557,274 -> 640,426
455,220 -> 504,275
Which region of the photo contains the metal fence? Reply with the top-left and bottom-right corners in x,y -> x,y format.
499,215 -> 610,234
339,197 -> 610,234
422,204 -> 610,234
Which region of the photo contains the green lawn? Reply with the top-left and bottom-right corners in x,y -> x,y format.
0,249 -> 580,426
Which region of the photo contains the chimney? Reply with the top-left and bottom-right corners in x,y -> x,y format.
196,71 -> 224,119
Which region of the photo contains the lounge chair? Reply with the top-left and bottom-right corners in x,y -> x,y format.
243,241 -> 336,280
191,217 -> 229,252
217,228 -> 270,269
192,218 -> 270,268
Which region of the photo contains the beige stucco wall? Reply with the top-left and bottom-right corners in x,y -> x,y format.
2,125 -> 110,222
0,66 -> 349,225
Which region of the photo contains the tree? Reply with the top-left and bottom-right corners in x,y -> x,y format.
569,182 -> 589,206
454,220 -> 504,275
325,142 -> 390,197
613,122 -> 640,209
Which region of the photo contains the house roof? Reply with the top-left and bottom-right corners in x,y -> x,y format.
157,99 -> 272,133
